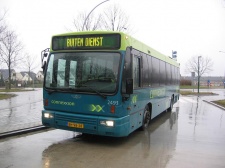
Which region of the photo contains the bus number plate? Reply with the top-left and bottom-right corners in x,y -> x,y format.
68,122 -> 84,129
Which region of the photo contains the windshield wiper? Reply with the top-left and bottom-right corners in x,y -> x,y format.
46,88 -> 61,95
46,86 -> 107,99
46,88 -> 72,95
81,85 -> 107,99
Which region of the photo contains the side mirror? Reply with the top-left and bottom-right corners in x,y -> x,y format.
41,48 -> 50,71
126,78 -> 133,94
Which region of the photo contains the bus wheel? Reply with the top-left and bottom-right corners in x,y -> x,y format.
168,96 -> 174,111
141,106 -> 151,131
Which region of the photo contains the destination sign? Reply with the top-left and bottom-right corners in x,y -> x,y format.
52,34 -> 121,50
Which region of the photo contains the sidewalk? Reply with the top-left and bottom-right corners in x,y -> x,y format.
0,88 -> 43,134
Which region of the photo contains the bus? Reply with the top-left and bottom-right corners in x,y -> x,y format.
41,31 -> 180,137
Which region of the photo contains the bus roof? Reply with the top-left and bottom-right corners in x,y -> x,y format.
51,31 -> 180,67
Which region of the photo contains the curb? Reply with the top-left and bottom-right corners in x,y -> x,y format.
203,100 -> 225,111
0,125 -> 50,139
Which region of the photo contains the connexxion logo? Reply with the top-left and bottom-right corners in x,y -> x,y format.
51,100 -> 75,106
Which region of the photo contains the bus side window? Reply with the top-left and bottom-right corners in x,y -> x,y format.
142,54 -> 149,87
160,60 -> 166,86
152,57 -> 159,86
133,56 -> 141,88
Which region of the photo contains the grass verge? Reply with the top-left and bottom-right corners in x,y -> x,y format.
180,90 -> 225,108
180,90 -> 216,96
0,88 -> 34,100
0,88 -> 34,92
212,100 -> 225,108
0,94 -> 16,100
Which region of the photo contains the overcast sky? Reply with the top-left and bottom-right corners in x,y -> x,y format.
1,0 -> 225,76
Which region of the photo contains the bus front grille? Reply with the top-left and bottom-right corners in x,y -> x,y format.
55,113 -> 98,133
55,113 -> 98,125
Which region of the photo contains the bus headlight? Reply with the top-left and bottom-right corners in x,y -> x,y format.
100,120 -> 114,127
44,113 -> 53,118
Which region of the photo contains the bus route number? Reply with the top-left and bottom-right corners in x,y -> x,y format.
108,100 -> 118,106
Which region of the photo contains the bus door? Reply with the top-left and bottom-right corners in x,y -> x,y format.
131,53 -> 143,130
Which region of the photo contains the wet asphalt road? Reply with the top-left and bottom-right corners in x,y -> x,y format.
0,90 -> 225,168
0,89 -> 42,133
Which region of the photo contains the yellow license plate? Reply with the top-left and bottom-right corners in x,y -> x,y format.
68,122 -> 84,128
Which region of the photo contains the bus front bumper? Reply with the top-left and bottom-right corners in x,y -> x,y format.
42,110 -> 130,137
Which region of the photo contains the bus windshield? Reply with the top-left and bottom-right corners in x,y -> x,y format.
44,52 -> 120,93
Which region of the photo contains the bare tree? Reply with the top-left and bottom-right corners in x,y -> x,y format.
70,12 -> 102,31
0,10 -> 7,37
101,4 -> 131,33
0,10 -> 8,68
69,4 -> 132,33
23,53 -> 39,85
0,30 -> 23,89
185,56 -> 213,77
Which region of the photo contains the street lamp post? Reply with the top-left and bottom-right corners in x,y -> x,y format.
198,56 -> 202,94
219,51 -> 225,88
82,0 -> 110,31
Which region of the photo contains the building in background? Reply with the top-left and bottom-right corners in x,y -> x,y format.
181,76 -> 225,87
0,69 -> 44,87
36,71 -> 44,82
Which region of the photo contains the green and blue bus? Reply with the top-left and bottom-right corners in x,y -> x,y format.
41,31 -> 180,137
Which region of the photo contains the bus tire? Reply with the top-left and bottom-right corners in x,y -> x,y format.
168,96 -> 174,111
140,105 -> 151,131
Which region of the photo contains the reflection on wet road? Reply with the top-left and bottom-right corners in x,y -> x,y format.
168,95 -> 225,168
0,93 -> 225,168
0,89 -> 43,133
